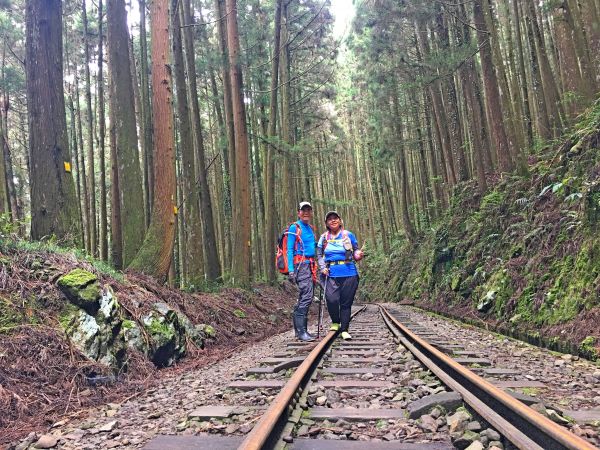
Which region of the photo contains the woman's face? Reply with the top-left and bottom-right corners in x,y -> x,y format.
327,215 -> 341,232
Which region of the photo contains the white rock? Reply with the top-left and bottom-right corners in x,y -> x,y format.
34,435 -> 58,449
316,395 -> 327,406
465,441 -> 484,450
98,420 -> 118,432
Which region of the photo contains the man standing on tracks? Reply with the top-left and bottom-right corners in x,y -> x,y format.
287,201 -> 318,341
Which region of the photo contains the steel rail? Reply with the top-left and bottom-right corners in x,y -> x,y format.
238,306 -> 367,450
380,306 -> 598,450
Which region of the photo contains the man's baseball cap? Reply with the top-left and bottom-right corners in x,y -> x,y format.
298,201 -> 312,210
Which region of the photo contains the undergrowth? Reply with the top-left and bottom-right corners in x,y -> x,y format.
362,98 -> 600,357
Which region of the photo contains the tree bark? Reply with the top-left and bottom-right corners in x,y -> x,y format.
172,0 -> 204,285
215,0 -> 236,247
181,0 -> 221,281
226,0 -> 251,286
107,0 -> 145,265
82,0 -> 97,255
265,0 -> 282,283
129,0 -> 176,281
98,0 -> 108,260
26,0 -> 81,244
109,91 -> 123,269
74,69 -> 91,251
474,0 -> 513,173
138,0 -> 153,225
525,0 -> 563,136
0,118 -> 7,214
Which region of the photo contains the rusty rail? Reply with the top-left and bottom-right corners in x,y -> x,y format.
380,305 -> 598,450
238,305 -> 367,450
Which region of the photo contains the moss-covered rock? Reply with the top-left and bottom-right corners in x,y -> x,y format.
141,303 -> 187,367
175,310 -> 205,348
477,290 -> 496,313
59,287 -> 125,369
57,269 -> 101,315
197,323 -> 216,338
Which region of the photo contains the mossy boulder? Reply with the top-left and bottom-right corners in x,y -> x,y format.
477,290 -> 496,313
141,302 -> 187,367
59,287 -> 126,368
175,310 -> 205,348
57,269 -> 101,315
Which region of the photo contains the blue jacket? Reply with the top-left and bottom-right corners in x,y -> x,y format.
287,221 -> 316,273
317,229 -> 359,277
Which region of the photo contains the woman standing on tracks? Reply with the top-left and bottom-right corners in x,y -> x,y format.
317,211 -> 364,340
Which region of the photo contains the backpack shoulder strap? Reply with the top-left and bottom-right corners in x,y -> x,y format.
321,231 -> 330,251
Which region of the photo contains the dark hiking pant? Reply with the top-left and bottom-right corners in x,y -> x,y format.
324,275 -> 359,332
293,262 -> 314,318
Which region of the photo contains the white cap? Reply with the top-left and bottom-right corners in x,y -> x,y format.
298,201 -> 312,210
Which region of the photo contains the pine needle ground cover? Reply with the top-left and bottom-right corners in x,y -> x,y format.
362,100 -> 600,359
0,244 -> 295,444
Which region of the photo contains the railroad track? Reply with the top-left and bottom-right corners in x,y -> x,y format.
144,304 -> 599,450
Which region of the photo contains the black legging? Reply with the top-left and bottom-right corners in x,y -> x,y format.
324,275 -> 359,332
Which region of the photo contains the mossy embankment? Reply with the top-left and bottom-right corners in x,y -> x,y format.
362,100 -> 600,359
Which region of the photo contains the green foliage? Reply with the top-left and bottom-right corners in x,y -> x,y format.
233,309 -> 247,319
0,294 -> 43,333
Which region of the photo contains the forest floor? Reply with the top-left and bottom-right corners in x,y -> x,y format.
0,243 -> 296,446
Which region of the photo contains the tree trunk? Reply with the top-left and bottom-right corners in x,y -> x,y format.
138,0 -> 153,225
435,13 -> 468,182
391,94 -> 415,240
523,1 -> 551,140
82,0 -> 97,255
265,0 -> 283,283
109,90 -> 123,269
98,0 -> 108,261
107,0 -> 145,266
511,0 -> 534,148
226,0 -> 251,286
473,0 -> 513,173
281,0 -> 296,211
552,1 -> 590,118
526,0 -> 563,136
172,0 -> 204,285
0,118 -> 7,214
74,70 -> 91,251
26,0 -> 81,244
215,0 -> 236,247
129,0 -> 176,281
181,0 -> 221,281
579,0 -> 600,90
67,92 -> 85,245
415,20 -> 456,186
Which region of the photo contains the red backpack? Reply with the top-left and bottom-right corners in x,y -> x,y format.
275,222 -> 315,274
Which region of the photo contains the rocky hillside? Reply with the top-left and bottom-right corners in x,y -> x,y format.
0,242 -> 295,444
362,100 -> 600,359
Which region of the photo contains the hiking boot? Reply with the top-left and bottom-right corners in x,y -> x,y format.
304,316 -> 316,339
294,313 -> 315,342
341,331 -> 352,340
329,323 -> 340,331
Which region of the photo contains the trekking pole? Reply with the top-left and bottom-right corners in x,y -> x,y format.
318,270 -> 328,338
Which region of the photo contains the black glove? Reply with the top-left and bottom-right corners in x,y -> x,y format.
287,272 -> 296,284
